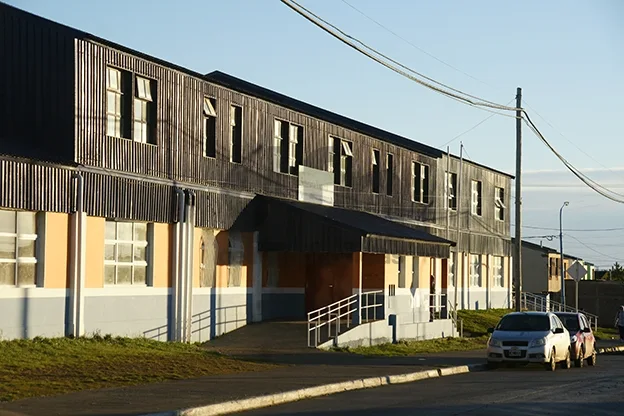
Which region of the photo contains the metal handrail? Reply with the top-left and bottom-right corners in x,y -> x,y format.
307,290 -> 384,348
447,299 -> 463,338
429,293 -> 447,320
517,292 -> 599,331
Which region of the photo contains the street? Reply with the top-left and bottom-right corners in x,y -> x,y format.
237,354 -> 624,416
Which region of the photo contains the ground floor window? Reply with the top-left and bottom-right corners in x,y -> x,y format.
199,229 -> 218,288
104,220 -> 150,285
469,254 -> 481,287
492,256 -> 504,287
449,252 -> 456,287
0,209 -> 38,286
228,231 -> 244,287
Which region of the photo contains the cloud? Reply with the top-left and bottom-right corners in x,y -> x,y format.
524,166 -> 624,174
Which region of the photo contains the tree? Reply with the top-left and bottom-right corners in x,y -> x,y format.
609,262 -> 624,281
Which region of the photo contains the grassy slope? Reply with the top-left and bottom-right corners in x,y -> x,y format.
0,336 -> 276,402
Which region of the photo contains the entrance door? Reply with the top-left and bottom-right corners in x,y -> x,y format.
305,253 -> 352,313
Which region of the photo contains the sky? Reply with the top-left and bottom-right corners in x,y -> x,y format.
6,0 -> 624,268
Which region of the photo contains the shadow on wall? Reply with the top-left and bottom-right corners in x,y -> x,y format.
142,288 -> 247,342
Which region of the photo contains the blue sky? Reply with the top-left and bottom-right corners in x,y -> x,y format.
6,0 -> 624,267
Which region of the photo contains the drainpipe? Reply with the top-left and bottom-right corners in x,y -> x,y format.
185,190 -> 196,343
69,172 -> 86,337
173,187 -> 186,342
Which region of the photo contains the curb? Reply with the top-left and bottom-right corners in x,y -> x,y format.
142,363 -> 488,416
597,345 -> 624,354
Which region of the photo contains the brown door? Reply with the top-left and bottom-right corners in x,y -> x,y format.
305,253 -> 353,313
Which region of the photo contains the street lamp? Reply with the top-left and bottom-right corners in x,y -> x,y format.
560,201 -> 569,306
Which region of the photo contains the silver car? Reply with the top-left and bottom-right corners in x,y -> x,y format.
486,311 -> 572,371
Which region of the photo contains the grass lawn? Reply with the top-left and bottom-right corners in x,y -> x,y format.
334,336 -> 488,357
593,326 -> 620,340
457,308 -> 512,336
0,335 -> 277,402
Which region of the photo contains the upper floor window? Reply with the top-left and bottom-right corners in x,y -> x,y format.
386,154 -> 394,196
0,210 -> 38,286
445,172 -> 457,210
106,67 -> 123,138
230,105 -> 243,163
133,76 -> 156,144
471,180 -> 482,216
412,162 -> 430,204
329,136 -> 353,187
203,97 -> 217,158
372,149 -> 380,194
105,220 -> 150,285
495,187 -> 506,221
273,119 -> 303,175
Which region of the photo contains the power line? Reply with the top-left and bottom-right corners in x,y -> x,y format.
565,234 -> 623,261
280,0 -> 518,114
513,224 -> 624,232
437,99 -> 515,149
338,0 -> 495,89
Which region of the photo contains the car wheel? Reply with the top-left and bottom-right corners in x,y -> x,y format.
546,348 -> 556,371
588,346 -> 597,366
561,348 -> 571,369
575,347 -> 584,368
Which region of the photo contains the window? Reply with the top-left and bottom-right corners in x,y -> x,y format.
372,149 -> 380,194
495,187 -> 506,221
471,180 -> 482,216
273,119 -> 303,175
106,67 -> 123,138
104,221 -> 149,285
0,210 -> 38,286
469,254 -> 481,287
412,162 -> 430,203
411,256 -> 419,288
230,105 -> 242,163
398,255 -> 406,288
228,231 -> 244,287
203,97 -> 217,158
199,229 -> 218,288
449,251 -> 456,287
330,136 -> 353,187
445,172 -> 457,210
492,256 -> 504,287
133,76 -> 155,144
386,154 -> 394,196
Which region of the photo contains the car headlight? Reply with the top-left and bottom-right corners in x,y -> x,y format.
489,338 -> 502,347
570,335 -> 577,343
530,338 -> 547,347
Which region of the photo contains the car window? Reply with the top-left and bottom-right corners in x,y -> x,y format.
581,315 -> 590,331
550,316 -> 558,330
496,315 -> 551,331
559,316 -> 580,332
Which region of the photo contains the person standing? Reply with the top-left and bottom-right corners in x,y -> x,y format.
615,305 -> 624,341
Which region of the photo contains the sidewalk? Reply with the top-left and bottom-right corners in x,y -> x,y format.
0,349 -> 485,416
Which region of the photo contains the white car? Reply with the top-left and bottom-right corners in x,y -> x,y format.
486,311 -> 572,371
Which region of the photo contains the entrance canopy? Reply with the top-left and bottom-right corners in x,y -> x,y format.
238,195 -> 454,258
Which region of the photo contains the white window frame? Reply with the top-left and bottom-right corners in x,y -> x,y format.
471,180 -> 482,216
328,136 -> 335,173
273,119 -> 284,173
469,254 -> 481,287
448,251 -> 456,287
445,172 -> 457,211
0,210 -> 38,287
339,139 -> 353,187
288,124 -> 299,170
495,187 -> 506,221
229,105 -> 243,163
133,76 -> 153,144
106,67 -> 122,138
492,256 -> 504,287
203,96 -> 217,158
104,221 -> 149,286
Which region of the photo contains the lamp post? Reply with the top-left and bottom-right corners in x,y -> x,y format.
559,201 -> 569,307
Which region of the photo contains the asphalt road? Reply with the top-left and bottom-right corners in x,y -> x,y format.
237,354 -> 624,416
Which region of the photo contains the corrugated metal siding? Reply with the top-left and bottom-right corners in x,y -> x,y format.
362,237 -> 450,258
0,4 -> 75,163
0,158 -> 73,213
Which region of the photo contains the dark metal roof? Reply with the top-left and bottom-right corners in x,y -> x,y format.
514,238 -> 583,260
264,195 -> 453,245
204,71 -> 445,159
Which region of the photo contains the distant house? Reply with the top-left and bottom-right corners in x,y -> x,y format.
513,239 -> 591,299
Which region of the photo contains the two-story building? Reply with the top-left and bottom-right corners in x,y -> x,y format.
0,2 -> 513,343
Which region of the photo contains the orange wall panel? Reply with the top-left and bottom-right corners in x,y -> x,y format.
43,212 -> 70,289
152,223 -> 172,288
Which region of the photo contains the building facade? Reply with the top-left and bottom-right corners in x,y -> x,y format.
0,3 -> 512,342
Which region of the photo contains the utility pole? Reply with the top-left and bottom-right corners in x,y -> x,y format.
453,143 -> 463,324
560,201 -> 569,306
514,87 -> 522,312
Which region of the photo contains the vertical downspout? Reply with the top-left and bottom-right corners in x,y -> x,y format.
173,187 -> 186,342
70,172 -> 85,337
185,190 -> 196,343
